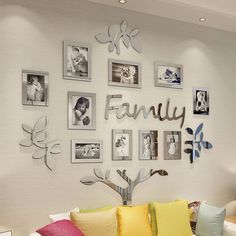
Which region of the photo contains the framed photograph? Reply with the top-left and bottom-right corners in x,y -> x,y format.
71,139 -> 103,163
139,130 -> 158,160
108,59 -> 141,88
0,230 -> 12,236
68,91 -> 96,130
193,87 -> 209,115
112,129 -> 132,161
163,131 -> 181,160
154,62 -> 183,89
22,70 -> 48,106
63,40 -> 91,81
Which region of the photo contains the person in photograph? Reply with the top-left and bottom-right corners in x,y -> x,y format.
195,90 -> 207,112
120,66 -> 136,84
27,75 -> 43,101
142,134 -> 151,159
168,136 -> 177,155
82,145 -> 95,157
115,135 -> 128,157
68,46 -> 88,75
73,97 -> 91,126
160,68 -> 180,84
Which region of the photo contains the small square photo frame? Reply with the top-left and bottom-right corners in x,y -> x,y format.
68,91 -> 96,130
0,230 -> 12,236
163,131 -> 181,160
63,40 -> 91,81
139,130 -> 158,160
109,59 -> 141,88
112,129 -> 132,161
154,61 -> 183,89
71,139 -> 103,163
193,87 -> 209,115
22,70 -> 48,106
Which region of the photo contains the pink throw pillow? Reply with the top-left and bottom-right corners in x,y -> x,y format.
36,219 -> 85,236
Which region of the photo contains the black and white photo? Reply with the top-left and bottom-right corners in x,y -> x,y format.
139,130 -> 158,160
71,139 -> 103,163
164,131 -> 181,160
22,70 -> 48,106
68,91 -> 96,130
112,129 -> 132,161
154,62 -> 183,89
193,87 -> 209,115
109,59 -> 141,88
63,41 -> 91,81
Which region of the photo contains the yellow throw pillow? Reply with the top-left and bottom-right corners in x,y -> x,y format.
117,205 -> 152,236
71,207 -> 117,236
154,200 -> 192,236
80,205 -> 113,213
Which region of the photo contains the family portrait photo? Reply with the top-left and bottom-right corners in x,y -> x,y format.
63,41 -> 91,81
163,131 -> 181,160
22,70 -> 48,106
193,87 -> 209,115
71,139 -> 103,163
154,62 -> 183,89
109,59 -> 141,88
68,91 -> 96,130
139,130 -> 158,160
112,129 -> 132,161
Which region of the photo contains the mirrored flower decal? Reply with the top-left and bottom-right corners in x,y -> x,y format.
184,123 -> 213,164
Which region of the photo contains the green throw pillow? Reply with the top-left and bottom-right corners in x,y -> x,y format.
196,203 -> 226,236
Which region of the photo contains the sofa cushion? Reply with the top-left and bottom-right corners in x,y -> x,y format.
195,203 -> 225,236
36,219 -> 84,236
80,205 -> 113,213
154,200 -> 192,236
49,207 -> 80,222
117,204 -> 152,236
70,207 -> 117,236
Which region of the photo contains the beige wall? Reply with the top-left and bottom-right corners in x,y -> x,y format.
0,0 -> 236,235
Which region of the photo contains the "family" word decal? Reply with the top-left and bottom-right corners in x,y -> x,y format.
105,94 -> 186,128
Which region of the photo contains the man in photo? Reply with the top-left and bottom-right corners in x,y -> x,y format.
27,75 -> 43,102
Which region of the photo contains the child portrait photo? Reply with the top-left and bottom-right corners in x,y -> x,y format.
68,91 -> 96,130
109,59 -> 141,88
163,131 -> 181,160
22,70 -> 48,106
112,129 -> 132,161
63,41 -> 91,81
139,130 -> 158,160
193,87 -> 209,115
71,139 -> 103,163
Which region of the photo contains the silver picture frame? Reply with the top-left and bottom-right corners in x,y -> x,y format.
71,139 -> 103,163
63,40 -> 91,81
193,87 -> 209,115
68,91 -> 96,130
163,131 -> 181,160
154,61 -> 183,89
108,59 -> 141,88
112,129 -> 132,161
0,230 -> 12,236
139,130 -> 158,160
22,70 -> 48,106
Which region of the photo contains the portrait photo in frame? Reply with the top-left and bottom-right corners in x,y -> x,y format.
163,131 -> 181,160
108,59 -> 141,88
63,40 -> 91,81
71,139 -> 103,163
193,87 -> 209,115
22,70 -> 48,106
68,91 -> 96,130
139,130 -> 158,160
112,129 -> 132,161
154,61 -> 183,89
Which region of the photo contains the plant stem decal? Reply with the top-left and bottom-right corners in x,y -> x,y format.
184,123 -> 213,163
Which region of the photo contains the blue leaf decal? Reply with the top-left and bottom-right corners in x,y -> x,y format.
199,132 -> 204,141
195,123 -> 203,139
186,128 -> 193,135
195,150 -> 200,158
201,141 -> 213,149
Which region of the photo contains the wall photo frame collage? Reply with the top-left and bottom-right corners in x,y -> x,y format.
20,21 -> 210,168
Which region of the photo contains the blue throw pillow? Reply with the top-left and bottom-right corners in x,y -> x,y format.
196,203 -> 226,236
